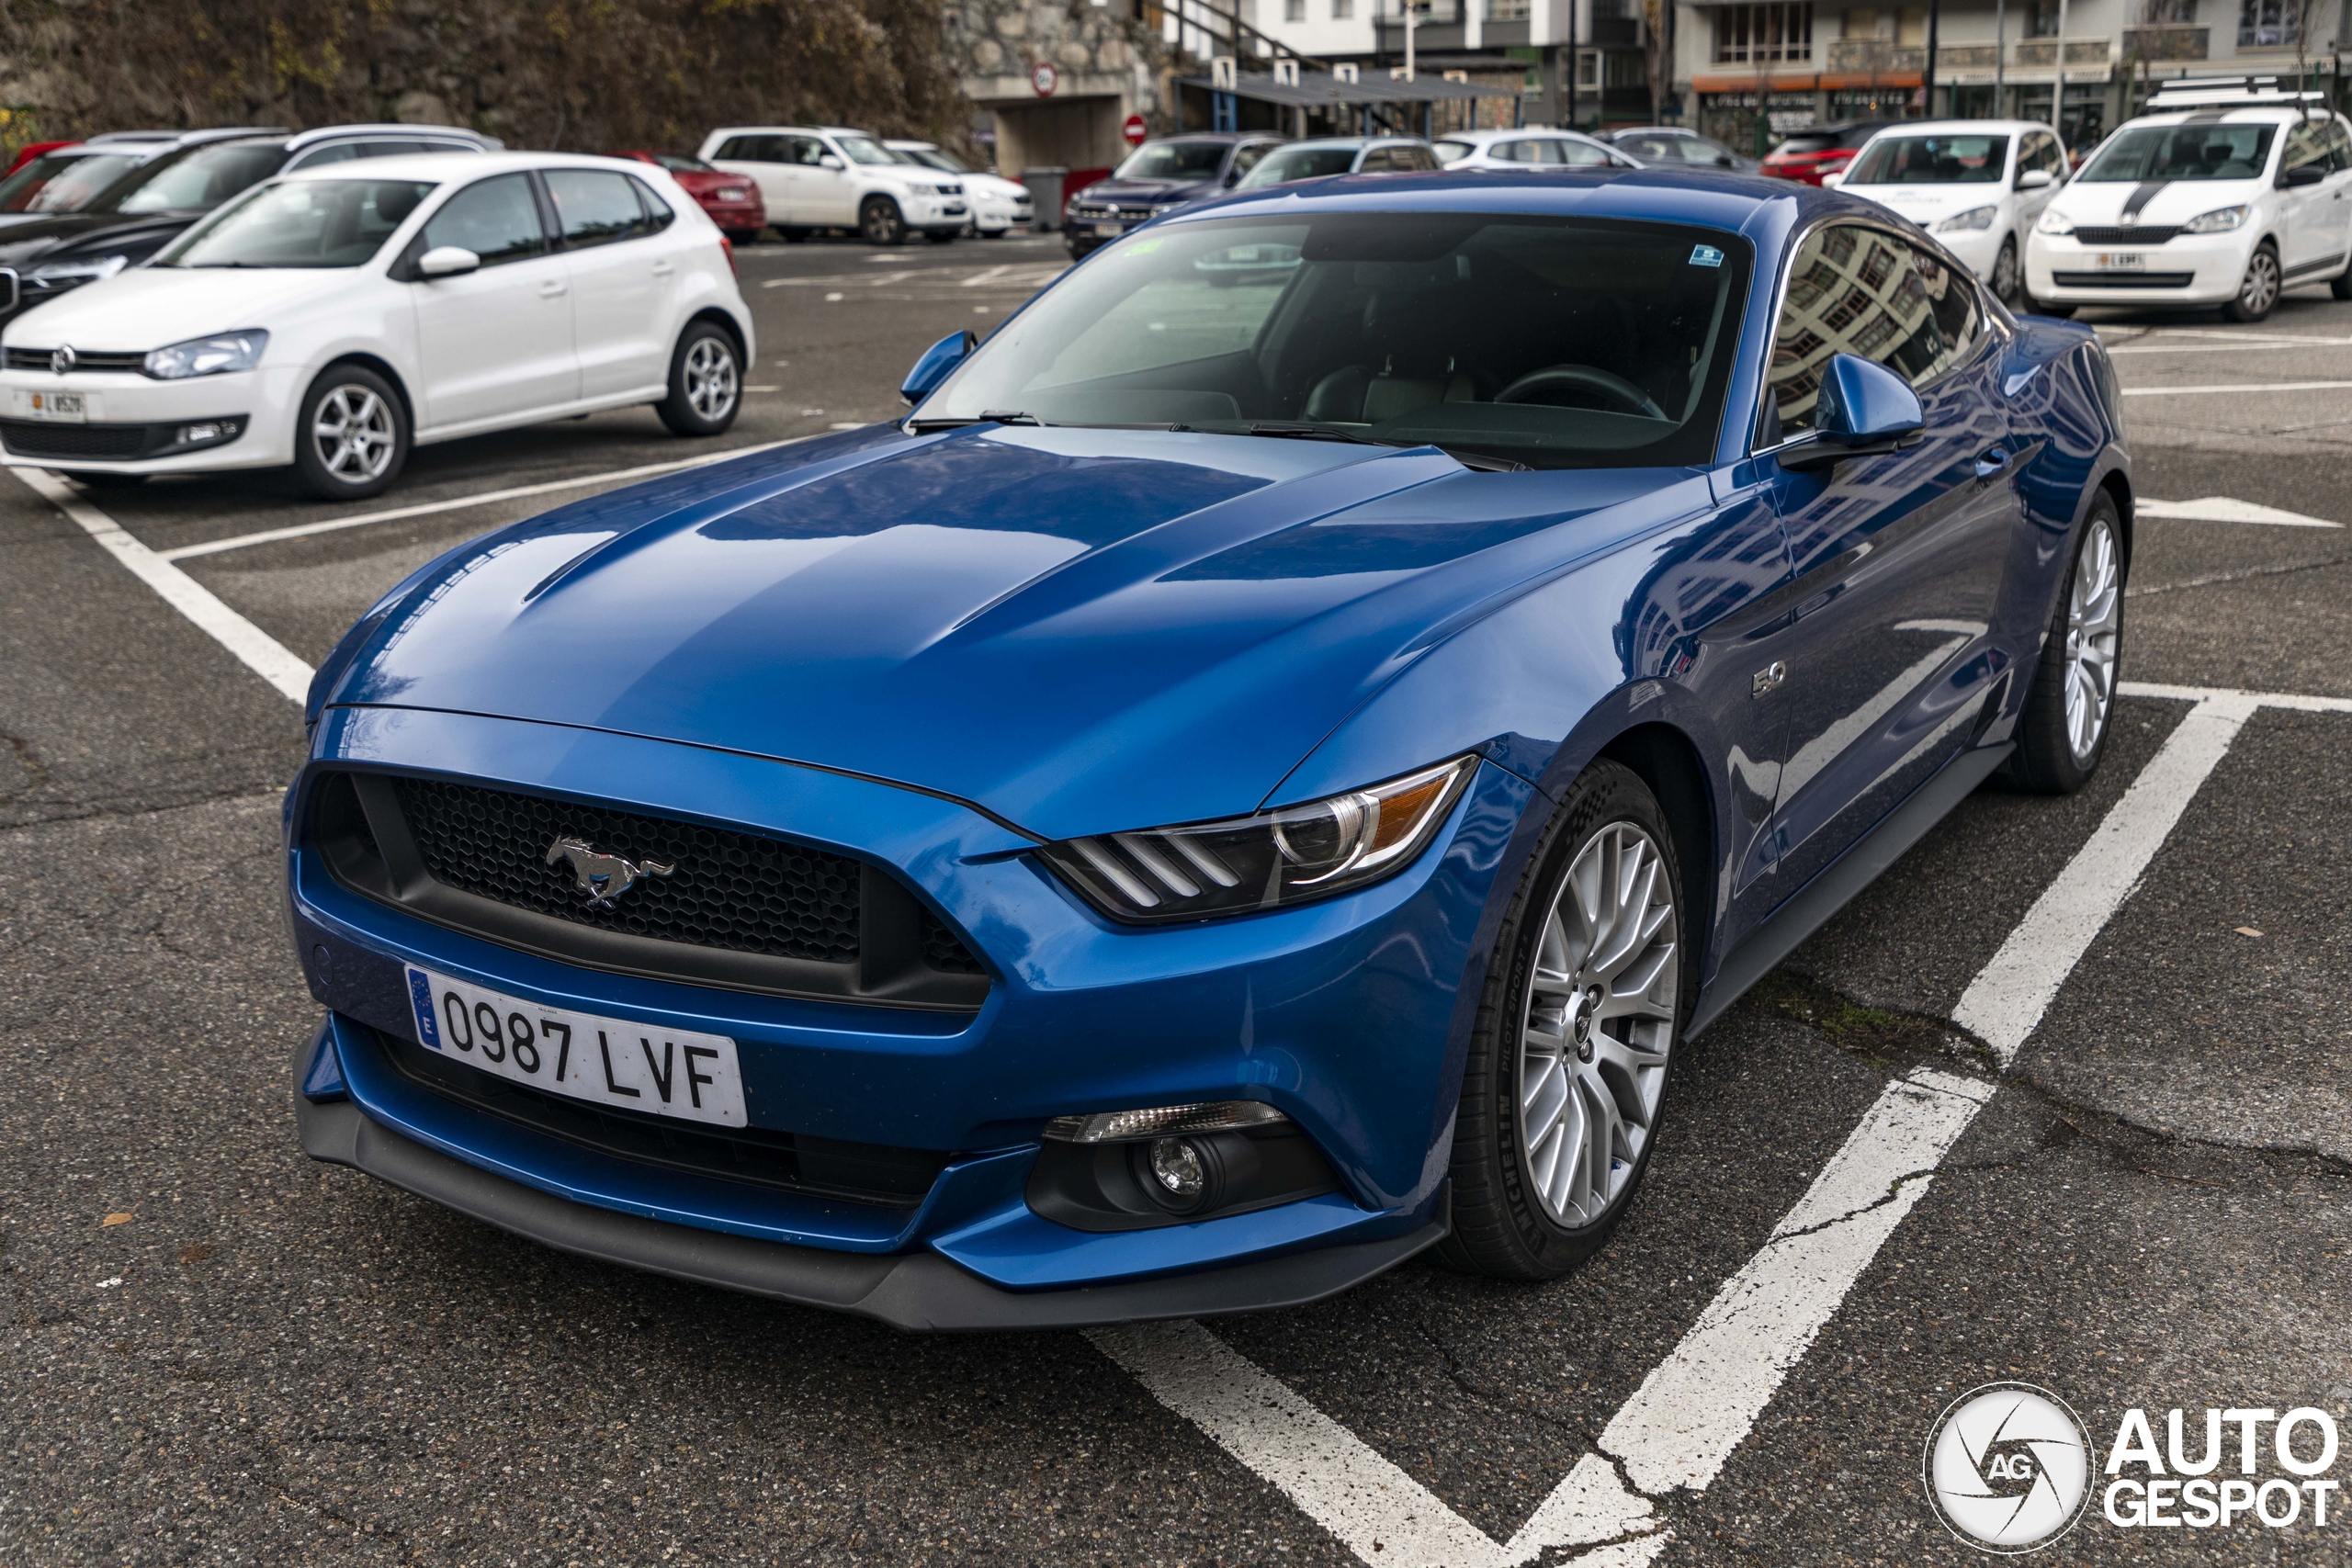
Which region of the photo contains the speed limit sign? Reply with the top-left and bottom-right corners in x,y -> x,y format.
1031,61 -> 1058,96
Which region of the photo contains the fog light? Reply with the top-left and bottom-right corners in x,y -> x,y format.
173,419 -> 243,449
1148,1136 -> 1207,1200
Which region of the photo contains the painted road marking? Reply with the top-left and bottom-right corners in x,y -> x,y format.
155,438 -> 808,563
16,468 -> 312,703
2119,378 -> 2352,397
2136,496 -> 2340,527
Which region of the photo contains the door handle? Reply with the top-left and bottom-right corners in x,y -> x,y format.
538,280 -> 567,298
651,260 -> 676,276
1974,446 -> 2013,480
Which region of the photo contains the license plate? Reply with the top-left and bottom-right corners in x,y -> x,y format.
404,965 -> 747,1128
718,187 -> 747,201
1093,223 -> 1124,238
2092,253 -> 2146,271
15,388 -> 85,422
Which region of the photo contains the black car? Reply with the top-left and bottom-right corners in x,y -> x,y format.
1061,133 -> 1285,259
0,122 -> 497,323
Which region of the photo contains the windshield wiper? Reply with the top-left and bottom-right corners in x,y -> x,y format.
1243,422 -> 1529,472
905,410 -> 1043,433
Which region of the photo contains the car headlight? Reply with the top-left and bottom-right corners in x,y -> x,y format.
142,330 -> 268,379
1935,205 -> 1998,232
1148,204 -> 1176,216
29,254 -> 130,287
1038,755 -> 1476,923
2182,204 -> 2250,234
2035,209 -> 2075,236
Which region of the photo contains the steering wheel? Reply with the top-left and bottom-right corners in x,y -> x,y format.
1495,365 -> 1668,421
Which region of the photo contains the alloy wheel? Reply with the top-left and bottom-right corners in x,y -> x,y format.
2063,513 -> 2121,763
684,336 -> 738,422
1993,238 -> 2020,305
2240,249 -> 2279,317
311,385 -> 395,485
1516,820 -> 1679,1228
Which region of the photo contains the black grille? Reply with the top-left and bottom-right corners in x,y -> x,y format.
0,419 -> 148,458
372,1027 -> 949,1206
922,910 -> 986,975
6,346 -> 147,372
394,776 -> 864,965
2052,271 -> 2198,288
2068,226 -> 2184,246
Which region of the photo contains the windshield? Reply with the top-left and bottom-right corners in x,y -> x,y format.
2077,121 -> 2278,181
1113,141 -> 1230,182
0,151 -> 145,213
1238,146 -> 1359,187
835,136 -> 900,167
103,143 -> 287,214
651,153 -> 712,174
902,147 -> 969,173
156,178 -> 435,268
1846,134 -> 2009,184
920,212 -> 1748,470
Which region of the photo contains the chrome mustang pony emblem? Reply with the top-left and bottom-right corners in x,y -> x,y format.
545,836 -> 674,908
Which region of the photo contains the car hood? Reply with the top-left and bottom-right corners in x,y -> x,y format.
2050,178 -> 2267,225
1074,176 -> 1215,206
0,209 -> 202,267
324,425 -> 1707,839
1847,183 -> 2007,216
0,265 -> 356,348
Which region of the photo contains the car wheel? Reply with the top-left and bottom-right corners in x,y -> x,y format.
62,469 -> 147,489
293,365 -> 407,501
1991,235 -> 2022,307
2332,260 -> 2352,300
2222,242 -> 2281,322
655,321 -> 741,437
1441,760 -> 1688,1280
2007,492 -> 2124,794
859,197 -> 908,246
777,226 -> 809,244
926,228 -> 957,244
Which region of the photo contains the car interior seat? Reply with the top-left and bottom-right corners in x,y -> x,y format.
1302,291 -> 1478,423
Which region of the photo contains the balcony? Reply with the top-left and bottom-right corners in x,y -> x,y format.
2122,23 -> 2209,60
2011,37 -> 2111,67
1826,39 -> 1926,73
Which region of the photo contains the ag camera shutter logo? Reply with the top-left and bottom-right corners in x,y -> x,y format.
1924,1382 -> 2093,1552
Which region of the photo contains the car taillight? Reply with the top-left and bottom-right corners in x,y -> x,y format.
718,233 -> 735,279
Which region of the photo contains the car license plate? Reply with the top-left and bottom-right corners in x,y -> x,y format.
1093,223 -> 1123,238
718,187 -> 747,201
2092,253 -> 2146,272
15,388 -> 85,422
404,965 -> 747,1127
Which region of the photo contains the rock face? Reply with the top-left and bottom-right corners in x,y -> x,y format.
939,0 -> 1186,178
0,0 -> 963,150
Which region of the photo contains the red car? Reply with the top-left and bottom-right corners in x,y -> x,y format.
608,151 -> 766,241
5,140 -> 78,175
1760,120 -> 1905,186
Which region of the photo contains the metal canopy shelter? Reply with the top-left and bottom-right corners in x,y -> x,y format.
1176,67 -> 1521,137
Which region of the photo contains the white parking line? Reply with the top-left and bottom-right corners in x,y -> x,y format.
1112,682 -> 2331,1565
156,438 -> 808,563
2137,496 -> 2340,527
2120,378 -> 2352,397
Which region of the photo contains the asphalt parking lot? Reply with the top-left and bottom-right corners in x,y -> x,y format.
5,234 -> 2351,1567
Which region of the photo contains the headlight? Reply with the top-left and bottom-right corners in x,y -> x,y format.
142,330 -> 268,379
2035,209 -> 2075,236
2182,204 -> 2250,234
1935,205 -> 1998,232
1038,755 -> 1476,923
29,254 -> 130,287
1148,204 -> 1176,217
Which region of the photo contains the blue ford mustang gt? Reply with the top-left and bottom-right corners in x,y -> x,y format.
288,169 -> 2128,1329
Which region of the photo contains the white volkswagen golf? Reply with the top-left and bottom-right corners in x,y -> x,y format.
2024,78 -> 2352,321
0,152 -> 755,498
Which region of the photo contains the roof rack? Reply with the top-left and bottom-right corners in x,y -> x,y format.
2144,75 -> 2327,110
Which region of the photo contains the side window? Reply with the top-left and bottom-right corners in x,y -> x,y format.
628,176 -> 676,231
1769,224 -> 1980,434
2283,120 -> 2328,178
1230,143 -> 1272,178
713,137 -> 751,161
1554,140 -> 1615,167
1495,139 -> 1537,164
786,135 -> 829,167
286,142 -> 360,171
2327,119 -> 2352,173
1408,146 -> 1439,170
418,174 -> 548,267
545,169 -> 651,249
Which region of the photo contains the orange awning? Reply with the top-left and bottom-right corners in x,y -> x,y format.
1818,72 -> 1923,88
1691,73 -> 1819,93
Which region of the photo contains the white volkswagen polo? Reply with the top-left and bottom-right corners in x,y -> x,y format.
0,152 -> 755,498
2023,78 -> 2352,321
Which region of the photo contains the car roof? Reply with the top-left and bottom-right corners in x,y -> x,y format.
1860,118 -> 2049,137
277,150 -> 658,183
1173,162 -> 1863,235
1447,127 -> 1613,145
2122,105 -> 2322,126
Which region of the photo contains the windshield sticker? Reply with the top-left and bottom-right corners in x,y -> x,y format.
1689,244 -> 1725,268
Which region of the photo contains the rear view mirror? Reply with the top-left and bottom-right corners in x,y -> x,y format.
417,245 -> 480,279
901,329 -> 977,405
820,153 -> 844,171
2017,168 -> 2054,190
1777,354 -> 1925,471
1819,172 -> 1845,189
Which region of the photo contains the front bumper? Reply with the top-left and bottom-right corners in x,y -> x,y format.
2025,230 -> 2256,305
0,364 -> 295,473
288,705 -> 1521,1314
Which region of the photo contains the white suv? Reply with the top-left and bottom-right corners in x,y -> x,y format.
2024,78 -> 2352,321
699,126 -> 967,245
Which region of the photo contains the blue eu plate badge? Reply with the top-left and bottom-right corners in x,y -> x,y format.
1690,244 -> 1725,268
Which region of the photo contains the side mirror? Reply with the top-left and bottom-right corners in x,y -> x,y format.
1818,172 -> 1844,189
900,328 -> 978,406
2282,163 -> 2325,188
1777,354 -> 1925,471
417,245 -> 480,279
819,153 -> 844,171
2017,167 -> 2054,190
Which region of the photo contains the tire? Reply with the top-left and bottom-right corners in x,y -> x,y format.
292,364 -> 408,501
2008,491 -> 2124,794
1441,760 -> 1690,1280
777,226 -> 809,244
2332,260 -> 2352,300
654,320 -> 741,437
1991,235 -> 2022,307
727,228 -> 763,246
2222,241 -> 2281,322
62,469 -> 147,489
859,197 -> 907,246
925,228 -> 957,244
